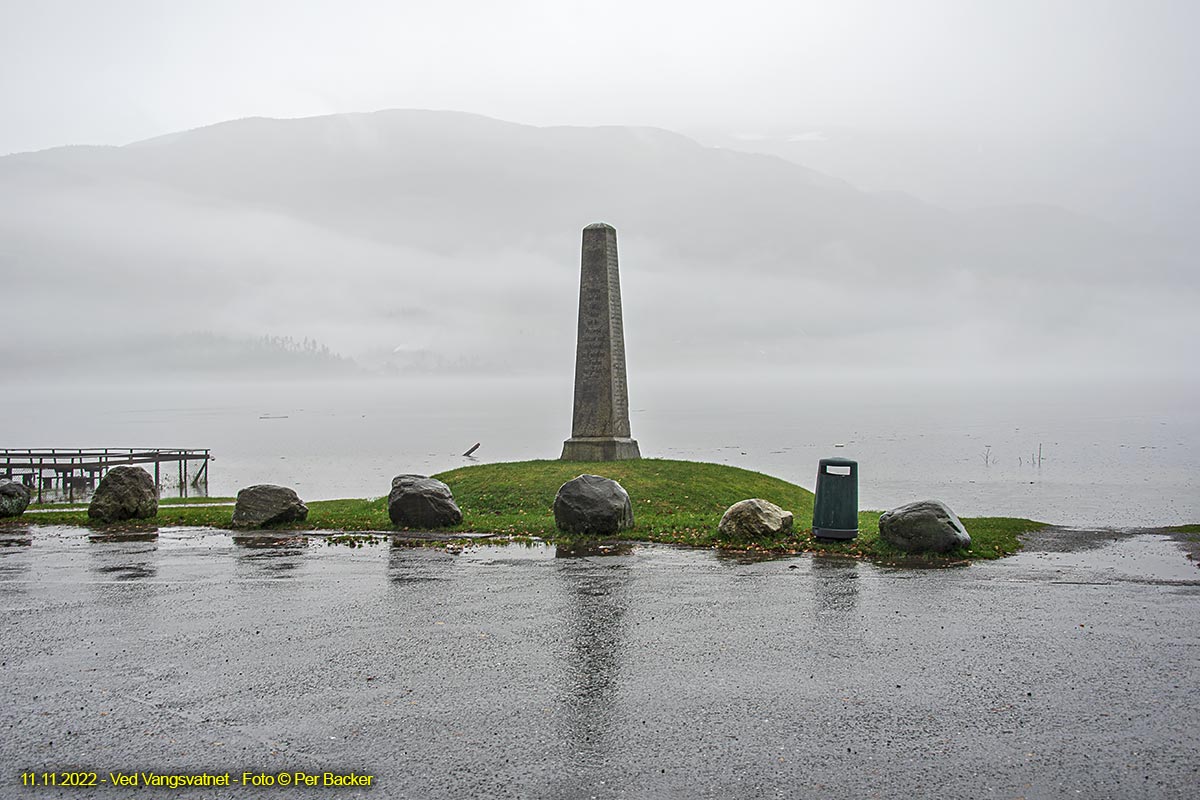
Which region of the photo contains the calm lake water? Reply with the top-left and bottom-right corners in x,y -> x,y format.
3,372 -> 1197,527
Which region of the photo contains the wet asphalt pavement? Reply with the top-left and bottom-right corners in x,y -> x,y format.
1,525 -> 1197,799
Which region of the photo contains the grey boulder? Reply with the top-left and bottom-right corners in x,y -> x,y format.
0,479 -> 32,518
879,500 -> 971,553
88,466 -> 158,523
718,498 -> 794,541
388,475 -> 463,528
553,474 -> 634,535
231,484 -> 308,528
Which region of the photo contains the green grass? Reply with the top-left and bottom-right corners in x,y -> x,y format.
438,458 -> 813,541
4,459 -> 1047,562
436,459 -> 1043,562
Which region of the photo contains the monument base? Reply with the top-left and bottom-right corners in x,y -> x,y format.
560,437 -> 642,462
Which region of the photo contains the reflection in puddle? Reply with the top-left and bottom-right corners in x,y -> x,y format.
387,545 -> 450,584
876,556 -> 970,571
811,554 -> 859,575
551,558 -> 631,791
554,540 -> 635,559
233,535 -> 309,576
388,540 -> 557,583
0,530 -> 32,548
0,528 -> 31,589
232,534 -> 309,549
811,556 -> 863,647
713,546 -> 802,565
88,536 -> 159,585
93,563 -> 156,581
88,531 -> 159,543
1011,533 -> 1200,584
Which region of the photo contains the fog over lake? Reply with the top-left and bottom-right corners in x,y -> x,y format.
3,371 -> 1195,528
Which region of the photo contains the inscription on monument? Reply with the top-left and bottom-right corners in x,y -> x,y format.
561,223 -> 641,461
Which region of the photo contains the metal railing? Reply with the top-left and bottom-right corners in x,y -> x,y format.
1,448 -> 211,503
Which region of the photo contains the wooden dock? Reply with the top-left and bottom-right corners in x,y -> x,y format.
1,448 -> 211,503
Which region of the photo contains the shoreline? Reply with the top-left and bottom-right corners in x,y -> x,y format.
7,459 -> 1197,566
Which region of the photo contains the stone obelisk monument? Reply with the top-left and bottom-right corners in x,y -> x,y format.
561,223 -> 641,461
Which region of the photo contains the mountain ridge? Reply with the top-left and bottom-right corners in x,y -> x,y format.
0,108 -> 1190,378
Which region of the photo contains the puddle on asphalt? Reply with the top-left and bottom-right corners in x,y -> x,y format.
4,527 -> 1197,588
232,534 -> 311,549
712,549 -> 797,565
553,540 -> 635,558
0,529 -> 32,548
447,542 -> 556,562
92,562 -> 156,581
1008,533 -> 1199,584
88,531 -> 159,543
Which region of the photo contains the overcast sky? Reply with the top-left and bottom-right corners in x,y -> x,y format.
3,0 -> 1196,151
4,0 -> 1197,236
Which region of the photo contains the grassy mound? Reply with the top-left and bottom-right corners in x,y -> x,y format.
437,459 -> 1041,561
8,458 -> 1046,562
438,458 -> 812,541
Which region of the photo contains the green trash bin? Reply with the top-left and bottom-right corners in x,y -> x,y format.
812,457 -> 858,540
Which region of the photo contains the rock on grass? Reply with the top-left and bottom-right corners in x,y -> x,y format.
718,498 -> 794,541
232,484 -> 309,528
554,474 -> 634,535
879,500 -> 971,553
88,466 -> 158,523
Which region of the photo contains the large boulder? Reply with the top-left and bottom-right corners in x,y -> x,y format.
231,484 -> 308,528
88,466 -> 158,523
553,474 -> 634,535
718,498 -> 794,541
0,479 -> 32,518
879,500 -> 971,553
388,475 -> 462,528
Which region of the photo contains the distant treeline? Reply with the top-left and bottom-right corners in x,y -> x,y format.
6,332 -> 360,378
171,333 -> 360,374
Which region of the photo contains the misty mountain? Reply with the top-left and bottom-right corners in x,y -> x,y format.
686,125 -> 1200,247
7,332 -> 359,379
1,110 -> 1192,379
